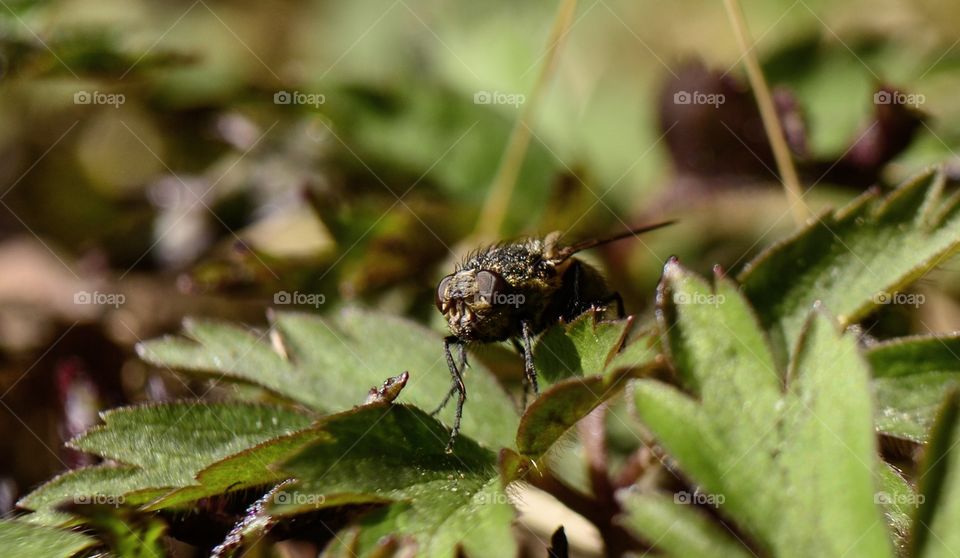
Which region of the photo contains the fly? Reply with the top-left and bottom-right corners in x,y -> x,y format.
433,221 -> 673,451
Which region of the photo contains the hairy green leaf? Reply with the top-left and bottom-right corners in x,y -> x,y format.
19,402 -> 312,522
635,262 -> 893,558
740,167 -> 960,359
145,428 -> 323,511
616,490 -> 754,558
516,376 -> 608,457
532,314 -> 632,385
913,389 -> 960,558
868,335 -> 960,442
654,260 -> 782,532
519,315 -> 657,458
137,308 -> 518,448
274,404 -> 515,558
876,463 -> 917,554
0,519 -> 95,558
630,381 -> 729,508
777,311 -> 891,557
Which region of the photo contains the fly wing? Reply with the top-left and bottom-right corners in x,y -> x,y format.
553,220 -> 675,262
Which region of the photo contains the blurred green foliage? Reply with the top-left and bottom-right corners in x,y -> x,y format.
4,0 -> 960,555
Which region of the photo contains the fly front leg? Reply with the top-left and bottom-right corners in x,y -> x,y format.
430,342 -> 470,416
458,342 -> 469,370
435,335 -> 467,453
432,339 -> 469,416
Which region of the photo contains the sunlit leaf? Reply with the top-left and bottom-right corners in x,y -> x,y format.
653,260 -> 782,533
868,335 -> 960,442
0,519 -> 95,558
876,463 -> 916,553
740,167 -> 960,360
273,404 -> 515,558
516,376 -> 608,457
616,490 -> 754,558
520,315 -> 657,458
777,311 -> 891,557
532,314 -> 632,385
19,402 -> 312,523
913,389 -> 960,558
634,262 -> 892,557
137,308 -> 518,449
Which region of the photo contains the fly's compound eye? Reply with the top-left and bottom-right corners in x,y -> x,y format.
436,275 -> 454,312
475,270 -> 507,305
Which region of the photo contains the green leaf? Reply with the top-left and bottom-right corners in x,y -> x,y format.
145,428 -> 323,511
0,519 -> 96,558
631,380 -> 726,503
519,315 -> 657,458
137,308 -> 518,449
876,463 -> 917,554
616,490 -> 754,558
740,167 -> 960,359
635,262 -> 893,558
604,328 -> 661,380
868,335 -> 960,442
274,404 -> 516,558
19,402 -> 313,522
654,261 -> 783,533
913,389 -> 960,558
516,376 -> 608,458
532,314 -> 633,385
658,260 -> 782,396
777,311 -> 891,557
18,466 -> 143,527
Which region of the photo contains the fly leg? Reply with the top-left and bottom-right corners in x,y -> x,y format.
431,341 -> 469,416
595,291 -> 625,319
565,260 -> 626,320
520,320 -> 539,401
435,336 -> 467,453
565,260 -> 584,321
512,338 -> 531,408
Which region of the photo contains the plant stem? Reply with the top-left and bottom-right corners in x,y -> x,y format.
723,0 -> 809,225
580,405 -> 614,505
474,0 -> 578,240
